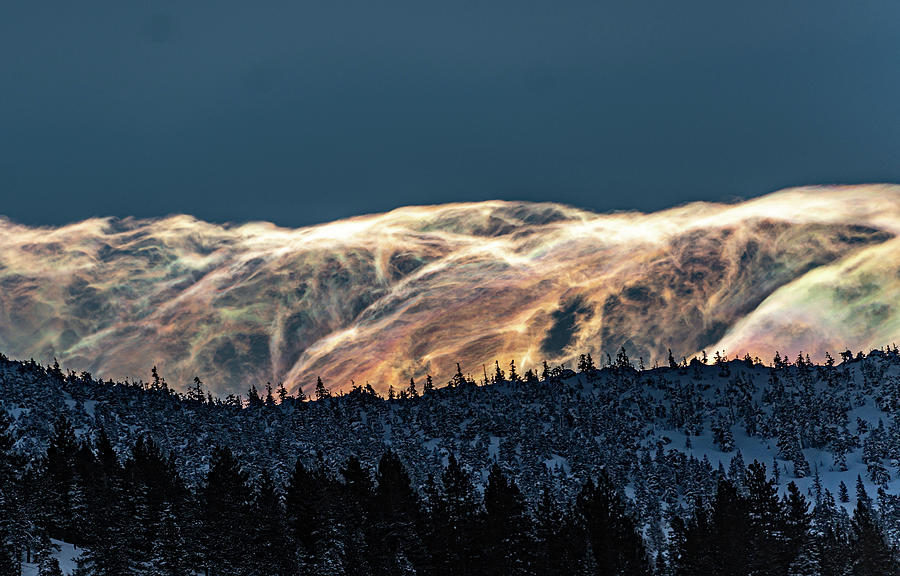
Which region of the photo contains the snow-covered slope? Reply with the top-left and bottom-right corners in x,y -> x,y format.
20,540 -> 79,576
4,348 -> 900,544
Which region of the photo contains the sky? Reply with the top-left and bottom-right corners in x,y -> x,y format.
2,0 -> 900,228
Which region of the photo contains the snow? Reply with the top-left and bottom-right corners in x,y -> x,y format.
543,453 -> 569,473
488,435 -> 501,460
20,540 -> 80,576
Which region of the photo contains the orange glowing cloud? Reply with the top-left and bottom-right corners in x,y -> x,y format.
1,185 -> 898,396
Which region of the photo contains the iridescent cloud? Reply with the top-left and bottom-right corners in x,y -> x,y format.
1,185 -> 898,396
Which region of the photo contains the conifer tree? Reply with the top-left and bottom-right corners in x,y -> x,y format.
783,481 -> 813,571
839,481 -> 850,503
0,409 -> 29,570
202,446 -> 250,575
315,376 -> 331,400
44,416 -> 79,542
508,359 -> 520,383
850,500 -> 898,575
431,453 -> 481,575
745,460 -> 789,575
285,457 -> 322,554
576,471 -> 650,575
370,451 -> 424,573
709,478 -> 752,574
38,555 -> 64,576
483,463 -> 530,574
189,376 -> 205,403
249,470 -> 295,576
533,487 -> 583,575
493,360 -> 505,383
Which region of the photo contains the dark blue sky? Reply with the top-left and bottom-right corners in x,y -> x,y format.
3,1 -> 900,227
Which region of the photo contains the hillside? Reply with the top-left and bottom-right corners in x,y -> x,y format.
4,348 -> 900,572
4,347 -> 900,519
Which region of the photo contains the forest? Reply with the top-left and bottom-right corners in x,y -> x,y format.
3,349 -> 900,574
2,413 -> 896,575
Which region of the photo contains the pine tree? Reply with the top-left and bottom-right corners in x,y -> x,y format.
249,470 -> 295,576
615,346 -> 632,370
745,460 -> 789,575
578,354 -> 596,373
145,502 -> 190,576
370,451 -> 424,574
189,376 -> 205,402
150,366 -> 162,390
0,409 -> 29,570
286,457 -> 323,554
483,463 -> 530,574
783,481 -> 812,571
508,359 -> 520,383
850,500 -> 898,575
38,555 -> 64,576
202,446 -> 250,575
247,384 -> 264,408
431,453 -> 481,575
576,471 -> 650,575
44,415 -> 79,542
533,487 -> 583,576
315,376 -> 331,400
493,360 -> 506,383
839,481 -> 850,503
857,475 -> 872,509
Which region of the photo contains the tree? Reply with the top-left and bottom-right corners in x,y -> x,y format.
493,360 -> 506,384
202,446 -> 250,575
745,461 -> 789,575
0,409 -> 30,569
246,384 -> 264,408
508,359 -> 520,383
576,471 -> 650,575
123,436 -> 183,561
783,481 -> 812,571
315,376 -> 331,400
533,487 -> 583,575
668,349 -> 678,369
431,453 -> 481,575
145,502 -> 190,576
850,500 -> 897,575
44,416 -> 79,542
285,457 -> 323,554
38,555 -> 64,576
188,376 -> 205,403
839,481 -> 850,503
709,479 -> 752,574
615,347 -> 632,370
370,451 -> 424,573
578,353 -> 596,373
483,464 -> 530,574
249,471 -> 295,576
